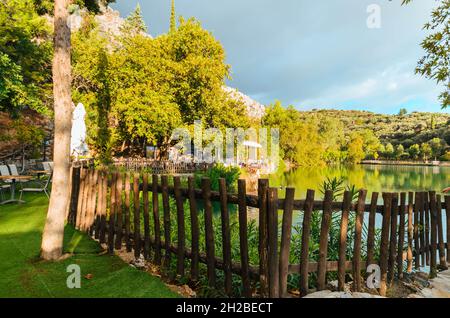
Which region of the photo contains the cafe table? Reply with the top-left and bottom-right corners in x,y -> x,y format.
0,175 -> 33,205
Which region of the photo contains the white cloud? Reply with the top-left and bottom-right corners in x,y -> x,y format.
113,0 -> 444,113
297,62 -> 442,112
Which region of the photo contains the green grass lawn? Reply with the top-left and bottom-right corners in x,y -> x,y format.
0,193 -> 179,298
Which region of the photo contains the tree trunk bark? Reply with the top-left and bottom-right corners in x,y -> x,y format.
40,0 -> 72,261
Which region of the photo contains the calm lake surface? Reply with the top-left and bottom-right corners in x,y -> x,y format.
265,164 -> 449,242
267,164 -> 450,200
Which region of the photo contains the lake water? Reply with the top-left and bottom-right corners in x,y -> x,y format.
267,164 -> 450,200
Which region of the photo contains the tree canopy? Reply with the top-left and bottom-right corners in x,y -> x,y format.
403,0 -> 449,108
0,0 -> 52,115
72,7 -> 250,160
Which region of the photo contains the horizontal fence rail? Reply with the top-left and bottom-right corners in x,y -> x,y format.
111,158 -> 213,174
67,167 -> 450,298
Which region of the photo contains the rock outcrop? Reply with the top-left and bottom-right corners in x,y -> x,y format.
408,270 -> 450,298
223,86 -> 266,120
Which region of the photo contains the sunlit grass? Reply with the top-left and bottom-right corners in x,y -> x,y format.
0,193 -> 179,298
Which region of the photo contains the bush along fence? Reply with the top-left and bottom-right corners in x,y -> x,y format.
67,167 -> 450,298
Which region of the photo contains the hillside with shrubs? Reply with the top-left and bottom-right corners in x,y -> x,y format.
264,103 -> 450,166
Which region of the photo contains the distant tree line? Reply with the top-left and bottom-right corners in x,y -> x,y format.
263,102 -> 450,166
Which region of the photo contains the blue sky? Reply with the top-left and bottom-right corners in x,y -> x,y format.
112,0 -> 448,114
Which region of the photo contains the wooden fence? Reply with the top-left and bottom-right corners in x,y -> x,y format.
67,167 -> 450,298
112,158 -> 212,174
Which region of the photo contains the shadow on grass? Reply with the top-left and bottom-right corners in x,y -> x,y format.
0,194 -> 179,298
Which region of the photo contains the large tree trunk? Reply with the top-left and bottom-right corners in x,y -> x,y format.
40,0 -> 72,261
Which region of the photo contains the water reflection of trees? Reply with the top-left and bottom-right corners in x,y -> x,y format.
269,165 -> 450,199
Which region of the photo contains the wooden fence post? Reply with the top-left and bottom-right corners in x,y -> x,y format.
99,171 -> 109,243
413,192 -> 420,269
317,190 -> 333,291
94,170 -> 103,239
397,193 -> 406,279
188,176 -> 200,281
353,189 -> 367,292
124,172 -> 132,252
258,179 -> 269,297
93,170 -> 101,238
436,195 -> 447,270
108,172 -> 117,254
174,176 -> 185,278
407,192 -> 414,273
299,189 -> 314,297
219,179 -> 233,296
133,173 -> 141,259
161,175 -> 171,267
152,174 -> 162,265
75,167 -> 86,230
424,192 -> 430,266
429,191 -> 438,279
445,196 -> 450,264
142,173 -> 151,260
238,179 -> 252,298
279,187 -> 295,298
80,169 -> 92,231
202,178 -> 216,287
88,169 -> 99,235
338,191 -> 352,291
267,187 -> 279,298
114,172 -> 123,250
388,193 -> 399,285
379,193 -> 392,297
419,192 -> 426,266
68,167 -> 81,225
366,192 -> 379,267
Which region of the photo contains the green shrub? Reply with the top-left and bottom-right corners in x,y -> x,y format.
195,163 -> 241,192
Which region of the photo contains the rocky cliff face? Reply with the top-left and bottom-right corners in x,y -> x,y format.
223,86 -> 266,120
66,6 -> 152,39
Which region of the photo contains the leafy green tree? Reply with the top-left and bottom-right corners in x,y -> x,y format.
263,102 -> 325,166
0,53 -> 25,112
360,129 -> 381,159
170,0 -> 176,33
0,0 -> 52,115
384,143 -> 394,159
72,17 -> 113,162
420,142 -> 432,160
32,0 -> 117,15
403,0 -> 449,108
317,115 -> 345,163
398,108 -> 408,116
395,144 -> 405,160
429,137 -> 443,159
12,117 -> 45,158
347,132 -> 365,164
166,17 -> 244,128
408,144 -> 420,160
73,11 -> 249,158
119,4 -> 147,35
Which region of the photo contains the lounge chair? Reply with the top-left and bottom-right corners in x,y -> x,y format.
0,165 -> 11,201
42,162 -> 53,173
19,171 -> 52,200
7,164 -> 31,186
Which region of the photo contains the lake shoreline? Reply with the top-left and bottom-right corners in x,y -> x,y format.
360,160 -> 450,167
